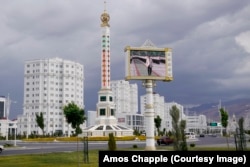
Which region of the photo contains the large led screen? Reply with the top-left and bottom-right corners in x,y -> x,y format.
125,46 -> 173,81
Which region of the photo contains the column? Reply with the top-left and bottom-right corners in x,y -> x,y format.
144,80 -> 156,150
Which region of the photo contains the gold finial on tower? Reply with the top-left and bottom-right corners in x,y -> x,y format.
101,1 -> 110,27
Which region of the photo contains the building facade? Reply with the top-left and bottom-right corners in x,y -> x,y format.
111,80 -> 144,131
164,102 -> 185,132
140,93 -> 165,131
110,80 -> 138,115
17,57 -> 84,136
0,96 -> 6,119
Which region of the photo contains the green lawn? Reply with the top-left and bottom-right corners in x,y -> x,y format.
0,150 -> 99,167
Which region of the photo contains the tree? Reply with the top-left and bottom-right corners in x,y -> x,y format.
108,133 -> 117,151
63,102 -> 86,135
236,117 -> 246,151
170,105 -> 187,151
180,120 -> 188,151
154,115 -> 162,136
35,112 -> 45,136
219,108 -> 229,148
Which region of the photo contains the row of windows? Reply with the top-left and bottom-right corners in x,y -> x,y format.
25,99 -> 81,104
26,88 -> 82,93
26,81 -> 82,86
26,76 -> 83,80
100,96 -> 113,102
26,63 -> 82,70
25,93 -> 81,98
26,69 -> 82,74
99,108 -> 114,116
21,124 -> 63,128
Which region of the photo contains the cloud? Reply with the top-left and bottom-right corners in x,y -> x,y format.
235,31 -> 250,54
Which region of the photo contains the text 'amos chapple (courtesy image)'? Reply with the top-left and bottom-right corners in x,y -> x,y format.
99,151 -> 250,167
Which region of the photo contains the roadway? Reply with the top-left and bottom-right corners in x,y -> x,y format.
0,135 -> 247,156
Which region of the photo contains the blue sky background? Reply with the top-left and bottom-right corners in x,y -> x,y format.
1,0 -> 250,119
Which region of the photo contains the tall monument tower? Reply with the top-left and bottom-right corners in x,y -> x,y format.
95,3 -> 117,125
82,3 -> 133,137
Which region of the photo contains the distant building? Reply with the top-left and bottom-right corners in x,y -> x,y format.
140,93 -> 165,132
111,80 -> 144,130
0,118 -> 17,138
0,96 -> 6,119
111,80 -> 138,115
164,102 -> 185,132
244,112 -> 250,130
17,57 -> 84,136
185,114 -> 207,133
86,110 -> 97,127
140,93 -> 165,117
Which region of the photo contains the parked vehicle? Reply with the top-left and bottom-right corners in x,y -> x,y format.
185,132 -> 196,139
0,145 -> 4,153
199,134 -> 205,137
157,136 -> 174,145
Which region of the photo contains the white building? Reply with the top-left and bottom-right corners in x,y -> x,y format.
164,102 -> 185,132
17,57 -> 84,136
140,93 -> 165,117
86,111 -> 97,127
111,80 -> 143,130
110,80 -> 138,115
185,114 -> 207,133
0,118 -> 17,139
140,93 -> 165,133
0,118 -> 8,137
244,112 -> 250,130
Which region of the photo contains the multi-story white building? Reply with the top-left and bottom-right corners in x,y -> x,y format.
110,80 -> 138,115
0,118 -> 17,138
17,57 -> 84,136
164,102 -> 185,132
140,93 -> 165,132
185,114 -> 207,133
108,80 -> 143,131
86,110 -> 97,127
140,93 -> 165,117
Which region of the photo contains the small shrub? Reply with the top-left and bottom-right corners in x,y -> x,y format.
190,143 -> 195,147
132,144 -> 138,148
108,133 -> 116,151
4,143 -> 13,147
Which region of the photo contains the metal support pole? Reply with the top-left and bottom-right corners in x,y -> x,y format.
143,80 -> 156,150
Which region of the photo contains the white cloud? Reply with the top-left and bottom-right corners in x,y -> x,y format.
235,31 -> 250,53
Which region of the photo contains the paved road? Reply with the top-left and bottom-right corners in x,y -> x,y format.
0,140 -> 146,156
1,136 -> 248,156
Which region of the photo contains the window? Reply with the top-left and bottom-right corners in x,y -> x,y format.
100,96 -> 106,101
111,109 -> 114,116
100,109 -> 105,116
109,96 -> 113,102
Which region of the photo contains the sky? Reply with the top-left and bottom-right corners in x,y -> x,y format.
1,0 -> 250,119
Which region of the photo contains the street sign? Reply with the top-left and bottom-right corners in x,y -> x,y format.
210,122 -> 217,126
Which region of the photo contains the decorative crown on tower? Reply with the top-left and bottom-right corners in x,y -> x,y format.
101,1 -> 110,27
